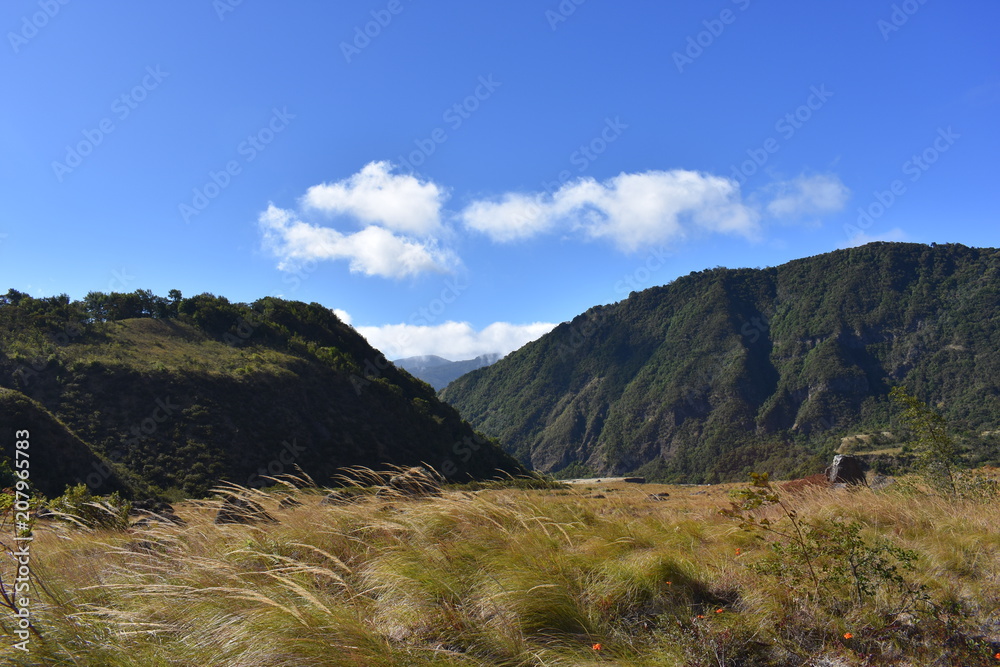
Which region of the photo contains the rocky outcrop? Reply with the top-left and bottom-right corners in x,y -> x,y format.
825,455 -> 868,485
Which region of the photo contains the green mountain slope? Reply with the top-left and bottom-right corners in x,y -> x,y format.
0,292 -> 522,498
441,243 -> 1000,482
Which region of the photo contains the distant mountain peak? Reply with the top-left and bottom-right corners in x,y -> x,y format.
395,353 -> 505,390
394,355 -> 453,369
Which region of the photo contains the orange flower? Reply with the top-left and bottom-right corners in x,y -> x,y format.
843,632 -> 853,639
696,615 -> 705,619
735,548 -> 742,556
994,653 -> 1000,660
665,581 -> 672,585
715,609 -> 724,614
592,643 -> 602,651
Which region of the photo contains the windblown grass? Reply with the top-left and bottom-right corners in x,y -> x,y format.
2,475 -> 999,665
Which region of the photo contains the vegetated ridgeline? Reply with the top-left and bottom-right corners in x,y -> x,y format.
0,292 -> 523,499
441,242 -> 1000,483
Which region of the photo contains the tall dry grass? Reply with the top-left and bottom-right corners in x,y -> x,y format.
1,474 -> 998,666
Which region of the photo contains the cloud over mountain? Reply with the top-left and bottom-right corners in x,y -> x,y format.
303,160 -> 447,236
258,163 -> 848,279
356,320 -> 557,360
258,203 -> 457,279
461,170 -> 761,252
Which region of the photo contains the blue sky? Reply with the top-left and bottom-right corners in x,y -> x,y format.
2,1 -> 997,359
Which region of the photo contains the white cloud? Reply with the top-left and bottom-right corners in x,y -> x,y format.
841,227 -> 910,249
303,161 -> 447,236
461,193 -> 556,242
556,171 -> 759,251
765,174 -> 850,218
356,321 -> 557,360
261,164 -> 849,280
460,170 -> 759,252
259,204 -> 457,279
333,309 -> 352,325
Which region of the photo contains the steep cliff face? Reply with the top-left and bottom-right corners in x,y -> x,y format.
442,243 -> 1000,482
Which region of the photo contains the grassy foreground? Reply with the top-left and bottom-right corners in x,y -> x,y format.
1,475 -> 999,666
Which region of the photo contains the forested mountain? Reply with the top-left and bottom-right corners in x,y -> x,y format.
0,291 -> 522,499
441,243 -> 1000,482
395,354 -> 503,390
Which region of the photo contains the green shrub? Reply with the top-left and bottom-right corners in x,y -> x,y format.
723,473 -> 926,611
48,484 -> 132,530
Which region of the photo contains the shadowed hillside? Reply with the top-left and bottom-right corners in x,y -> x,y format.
0,387 -> 136,497
0,291 -> 522,498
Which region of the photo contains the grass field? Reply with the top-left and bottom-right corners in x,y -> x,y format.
2,472 -> 999,666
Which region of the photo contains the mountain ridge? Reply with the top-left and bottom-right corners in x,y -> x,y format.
0,292 -> 523,498
395,353 -> 503,390
441,242 -> 1000,482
